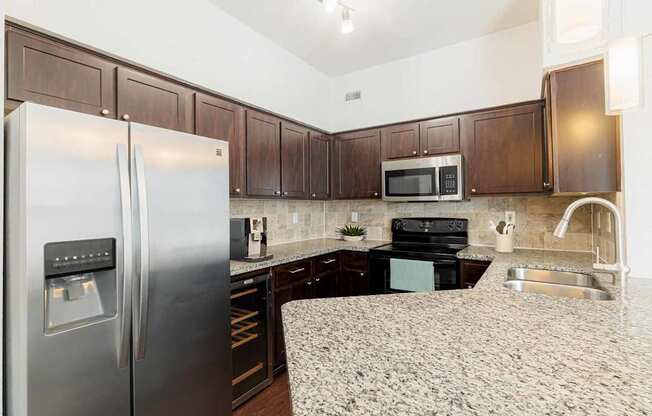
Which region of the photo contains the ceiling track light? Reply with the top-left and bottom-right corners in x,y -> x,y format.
322,0 -> 338,13
318,0 -> 355,34
341,7 -> 354,34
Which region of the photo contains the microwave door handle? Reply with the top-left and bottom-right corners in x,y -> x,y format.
134,145 -> 150,361
116,144 -> 133,368
434,166 -> 441,199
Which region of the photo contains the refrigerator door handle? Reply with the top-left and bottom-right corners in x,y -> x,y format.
117,144 -> 133,368
134,144 -> 150,361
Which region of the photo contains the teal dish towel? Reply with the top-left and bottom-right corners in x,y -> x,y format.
389,258 -> 436,292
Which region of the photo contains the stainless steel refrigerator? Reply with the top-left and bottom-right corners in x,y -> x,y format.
4,103 -> 232,416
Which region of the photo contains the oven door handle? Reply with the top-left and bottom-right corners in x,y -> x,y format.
432,259 -> 457,266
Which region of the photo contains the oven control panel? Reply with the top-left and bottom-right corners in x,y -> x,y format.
392,218 -> 467,233
44,238 -> 116,278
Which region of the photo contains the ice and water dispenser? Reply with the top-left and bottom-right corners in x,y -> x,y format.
43,238 -> 118,333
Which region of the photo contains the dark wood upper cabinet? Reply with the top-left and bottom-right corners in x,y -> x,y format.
420,116 -> 460,156
280,122 -> 309,199
332,129 -> 381,199
382,122 -> 420,159
6,28 -> 117,118
195,93 -> 246,196
117,67 -> 193,133
246,110 -> 281,197
461,102 -> 544,195
548,61 -> 621,194
309,132 -> 331,200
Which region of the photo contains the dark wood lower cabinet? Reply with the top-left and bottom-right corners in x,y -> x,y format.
459,259 -> 491,289
271,251 -> 369,370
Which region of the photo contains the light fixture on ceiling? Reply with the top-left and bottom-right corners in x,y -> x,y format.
322,0 -> 338,13
552,0 -> 605,44
604,36 -> 643,114
341,7 -> 354,34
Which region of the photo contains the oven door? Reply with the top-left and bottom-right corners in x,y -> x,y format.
370,252 -> 459,293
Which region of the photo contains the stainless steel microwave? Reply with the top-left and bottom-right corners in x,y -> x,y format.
382,155 -> 464,202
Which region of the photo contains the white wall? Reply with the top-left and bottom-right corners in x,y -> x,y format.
621,34 -> 652,278
620,0 -> 652,278
329,22 -> 543,132
5,0 -> 332,130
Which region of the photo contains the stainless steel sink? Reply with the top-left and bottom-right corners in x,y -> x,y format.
504,268 -> 613,301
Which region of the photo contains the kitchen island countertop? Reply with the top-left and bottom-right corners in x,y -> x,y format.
282,246 -> 652,415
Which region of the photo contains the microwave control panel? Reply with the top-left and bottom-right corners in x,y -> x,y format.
44,238 -> 116,278
439,166 -> 459,195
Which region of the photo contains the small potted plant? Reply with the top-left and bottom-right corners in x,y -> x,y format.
337,224 -> 367,242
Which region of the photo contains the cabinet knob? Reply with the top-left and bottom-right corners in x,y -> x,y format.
359,272 -> 365,277
122,114 -> 131,121
423,149 -> 429,155
315,278 -> 321,282
283,191 -> 289,196
543,182 -> 551,188
100,109 -> 110,116
312,193 -> 317,198
412,150 -> 417,155
373,192 -> 379,197
274,190 -> 281,195
306,281 -> 313,286
471,188 -> 477,193
234,188 -> 241,193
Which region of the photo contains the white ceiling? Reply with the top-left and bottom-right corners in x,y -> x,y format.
210,0 -> 539,76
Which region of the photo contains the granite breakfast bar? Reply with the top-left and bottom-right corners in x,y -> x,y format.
282,246 -> 652,415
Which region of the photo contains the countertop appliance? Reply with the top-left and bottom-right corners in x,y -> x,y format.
382,154 -> 464,202
369,218 -> 468,293
4,103 -> 232,416
231,272 -> 273,409
230,217 -> 272,262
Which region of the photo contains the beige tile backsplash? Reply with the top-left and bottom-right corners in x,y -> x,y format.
231,195 -> 600,252
230,199 -> 325,245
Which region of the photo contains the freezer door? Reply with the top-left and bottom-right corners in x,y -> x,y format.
129,123 -> 231,416
4,103 -> 132,416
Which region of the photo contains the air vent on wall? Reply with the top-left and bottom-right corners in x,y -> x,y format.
345,90 -> 362,102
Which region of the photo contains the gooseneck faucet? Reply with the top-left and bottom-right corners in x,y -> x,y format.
553,197 -> 630,278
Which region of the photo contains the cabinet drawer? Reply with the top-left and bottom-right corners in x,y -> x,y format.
273,260 -> 312,288
314,253 -> 339,275
340,251 -> 369,272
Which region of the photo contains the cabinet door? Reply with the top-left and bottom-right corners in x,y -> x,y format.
6,29 -> 117,118
549,61 -> 620,193
309,133 -> 331,200
246,110 -> 281,197
280,122 -> 309,199
420,116 -> 460,156
382,122 -> 420,160
337,270 -> 356,297
462,102 -> 544,195
353,270 -> 372,296
313,272 -> 338,299
273,285 -> 292,369
460,259 -> 491,289
117,67 -> 193,132
195,93 -> 246,196
332,129 -> 381,199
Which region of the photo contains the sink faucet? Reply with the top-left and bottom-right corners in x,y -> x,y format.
553,197 -> 630,278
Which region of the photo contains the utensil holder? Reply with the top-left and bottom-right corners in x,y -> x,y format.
495,233 -> 514,253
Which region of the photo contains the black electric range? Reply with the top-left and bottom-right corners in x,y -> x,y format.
369,218 -> 468,293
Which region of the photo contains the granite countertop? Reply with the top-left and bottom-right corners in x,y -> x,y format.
282,246 -> 652,415
230,238 -> 389,276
